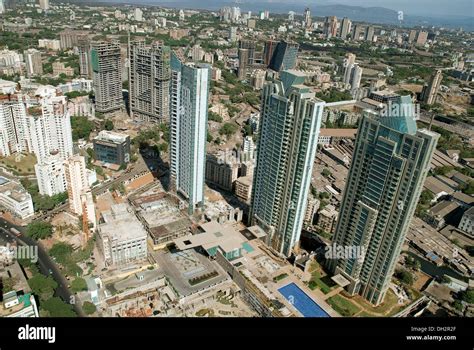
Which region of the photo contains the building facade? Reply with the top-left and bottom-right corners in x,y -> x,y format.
329,97 -> 439,305
170,53 -> 210,214
250,70 -> 325,256
91,41 -> 123,114
129,41 -> 171,123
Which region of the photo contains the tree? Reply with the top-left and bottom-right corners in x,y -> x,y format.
26,222 -> 53,240
103,119 -> 114,131
28,274 -> 57,300
71,116 -> 94,141
219,123 -> 238,137
49,242 -> 73,265
41,297 -> 76,317
458,289 -> 474,304
322,168 -> 332,178
71,277 -> 88,293
395,269 -> 413,285
82,301 -> 97,315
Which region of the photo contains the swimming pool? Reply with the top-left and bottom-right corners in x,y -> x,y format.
278,283 -> 330,317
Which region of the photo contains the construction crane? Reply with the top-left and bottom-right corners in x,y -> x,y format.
82,201 -> 90,248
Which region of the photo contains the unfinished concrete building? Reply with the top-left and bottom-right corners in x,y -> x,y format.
91,41 -> 123,114
129,41 -> 171,123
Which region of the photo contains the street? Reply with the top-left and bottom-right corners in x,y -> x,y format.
0,218 -> 85,317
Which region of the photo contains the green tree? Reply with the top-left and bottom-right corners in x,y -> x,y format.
28,274 -> 58,300
219,123 -> 238,137
26,222 -> 53,240
41,297 -> 76,317
71,277 -> 88,293
82,301 -> 96,315
395,269 -> 413,285
49,242 -> 73,265
103,119 -> 114,131
71,116 -> 94,141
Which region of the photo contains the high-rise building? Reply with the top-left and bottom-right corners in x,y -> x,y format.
134,8 -> 143,22
64,155 -> 89,215
422,69 -> 443,105
39,0 -> 49,11
268,41 -> 299,72
170,52 -> 210,214
340,17 -> 352,39
90,41 -> 123,114
0,100 -> 30,157
238,48 -> 249,80
228,27 -> 237,42
349,63 -> 363,91
24,49 -> 43,77
239,40 -> 256,65
27,96 -> 73,162
416,31 -> 428,45
408,30 -> 417,43
304,7 -> 312,28
365,26 -> 375,42
329,96 -> 439,305
77,36 -> 91,78
250,70 -> 325,256
343,53 -> 356,85
263,40 -> 278,66
129,41 -> 171,123
324,16 -> 338,39
353,25 -> 365,41
35,151 -> 66,196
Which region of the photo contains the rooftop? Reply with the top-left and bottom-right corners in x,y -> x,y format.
99,204 -> 147,242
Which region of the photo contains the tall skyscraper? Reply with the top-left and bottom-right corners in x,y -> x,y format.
64,155 -> 89,215
349,63 -> 363,91
365,26 -> 375,42
268,41 -> 299,72
304,7 -> 312,28
340,17 -> 352,39
250,70 -> 325,256
91,41 -> 123,114
422,69 -> 442,105
129,41 -> 171,123
263,40 -> 278,67
239,40 -> 256,65
170,52 -> 210,214
77,36 -> 91,78
324,16 -> 338,39
24,49 -> 43,77
238,48 -> 249,80
343,53 -> 356,85
353,25 -> 365,41
329,96 -> 439,305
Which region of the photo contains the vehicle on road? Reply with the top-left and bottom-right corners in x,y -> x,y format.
9,227 -> 21,237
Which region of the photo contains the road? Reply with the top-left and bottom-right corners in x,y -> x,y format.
0,218 -> 85,317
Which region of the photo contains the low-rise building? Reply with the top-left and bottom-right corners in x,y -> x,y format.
0,176 -> 34,219
97,203 -> 148,266
93,130 -> 131,167
133,193 -> 191,250
316,205 -> 338,234
459,206 -> 474,236
426,200 -> 460,229
0,291 -> 39,317
234,176 -> 252,203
